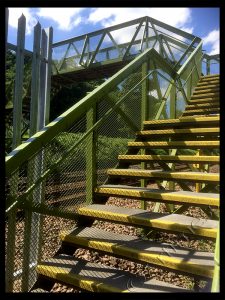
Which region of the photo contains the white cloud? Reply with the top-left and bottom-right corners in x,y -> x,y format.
8,8 -> 38,35
203,29 -> 219,55
37,8 -> 84,31
87,8 -> 193,47
180,26 -> 194,34
88,8 -> 192,28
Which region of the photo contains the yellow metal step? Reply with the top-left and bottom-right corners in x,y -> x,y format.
197,80 -> 220,87
77,204 -> 218,238
136,127 -> 219,137
143,116 -> 219,129
180,114 -> 220,119
182,108 -> 220,116
36,255 -> 188,292
191,92 -> 219,99
107,169 -> 219,183
118,154 -> 219,163
200,74 -> 219,80
193,86 -> 220,95
60,227 -> 215,278
95,185 -> 219,207
188,98 -> 219,104
195,84 -> 219,90
127,140 -> 219,149
186,103 -> 220,109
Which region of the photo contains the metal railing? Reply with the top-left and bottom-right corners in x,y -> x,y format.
51,15 -> 201,75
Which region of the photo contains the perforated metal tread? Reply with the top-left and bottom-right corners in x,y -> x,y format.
118,154 -> 219,163
182,108 -> 220,116
193,90 -> 219,95
143,116 -> 219,127
186,103 -> 220,109
77,204 -> 218,238
197,81 -> 219,87
36,254 -> 189,292
136,127 -> 219,137
60,226 -> 214,278
127,140 -> 219,149
95,185 -> 219,208
200,74 -> 220,80
194,87 -> 219,92
107,168 -> 219,183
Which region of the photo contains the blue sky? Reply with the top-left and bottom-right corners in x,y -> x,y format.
7,7 -> 220,55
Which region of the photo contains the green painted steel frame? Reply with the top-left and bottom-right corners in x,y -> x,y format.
51,15 -> 201,75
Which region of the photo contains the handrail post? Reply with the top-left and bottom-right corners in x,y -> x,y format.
211,224 -> 220,292
141,59 -> 150,210
86,105 -> 97,204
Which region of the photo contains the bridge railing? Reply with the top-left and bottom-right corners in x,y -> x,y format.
51,15 -> 201,75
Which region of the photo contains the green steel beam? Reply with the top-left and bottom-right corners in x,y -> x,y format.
162,36 -> 176,62
141,60 -> 150,210
177,41 -> 203,76
123,19 -> 144,59
107,95 -> 139,133
52,15 -> 199,49
58,43 -> 71,71
79,34 -> 89,66
88,32 -> 106,66
174,37 -> 198,69
106,30 -> 123,57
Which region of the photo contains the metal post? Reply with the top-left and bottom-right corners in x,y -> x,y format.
39,27 -> 53,127
86,105 -> 97,204
30,22 -> 41,135
6,14 -> 26,292
21,22 -> 42,292
206,59 -> 210,75
12,14 -> 26,149
6,8 -> 9,45
167,84 -> 176,212
211,224 -> 220,292
141,60 -> 149,210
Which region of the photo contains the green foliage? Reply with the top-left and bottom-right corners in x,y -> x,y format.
47,132 -> 130,173
49,80 -> 104,122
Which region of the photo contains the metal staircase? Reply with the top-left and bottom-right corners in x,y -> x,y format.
31,74 -> 219,293
5,15 -> 220,293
